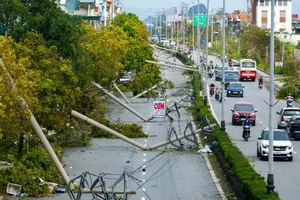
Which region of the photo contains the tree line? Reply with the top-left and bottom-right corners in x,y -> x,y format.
0,0 -> 161,196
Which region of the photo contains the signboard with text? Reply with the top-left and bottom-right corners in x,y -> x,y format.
153,99 -> 165,118
193,13 -> 207,27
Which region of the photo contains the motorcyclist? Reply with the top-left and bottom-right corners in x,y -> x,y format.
242,116 -> 252,137
258,76 -> 263,87
286,93 -> 293,106
209,82 -> 215,95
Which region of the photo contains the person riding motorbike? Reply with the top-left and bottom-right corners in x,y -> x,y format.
286,93 -> 293,107
242,116 -> 252,138
215,87 -> 221,100
209,82 -> 215,95
258,76 -> 263,87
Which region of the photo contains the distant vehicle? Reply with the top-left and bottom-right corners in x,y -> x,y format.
118,71 -> 134,83
231,102 -> 257,125
215,67 -> 229,81
224,74 -> 239,89
286,115 -> 300,139
226,82 -> 244,97
239,59 -> 257,81
257,128 -> 293,161
276,107 -> 300,129
231,63 -> 240,71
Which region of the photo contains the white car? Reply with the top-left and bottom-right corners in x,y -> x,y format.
257,128 -> 293,161
276,107 -> 300,129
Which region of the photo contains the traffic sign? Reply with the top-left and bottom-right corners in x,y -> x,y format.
153,99 -> 165,118
201,39 -> 205,44
193,13 -> 208,27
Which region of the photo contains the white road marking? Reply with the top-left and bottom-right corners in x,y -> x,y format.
141,197 -> 146,200
142,188 -> 146,191
144,144 -> 147,147
143,153 -> 147,156
143,159 -> 146,162
142,172 -> 146,175
145,132 -> 149,135
143,165 -> 146,168
144,140 -> 147,142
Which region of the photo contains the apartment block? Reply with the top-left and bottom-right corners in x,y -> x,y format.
252,0 -> 292,33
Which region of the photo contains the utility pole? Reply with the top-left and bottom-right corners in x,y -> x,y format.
211,10 -> 214,45
266,0 -> 275,193
197,0 -> 200,69
221,0 -> 226,131
165,9 -> 168,39
181,2 -> 185,46
191,1 -> 195,51
205,0 -> 209,88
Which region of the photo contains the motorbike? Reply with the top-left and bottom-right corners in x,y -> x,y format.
208,71 -> 214,78
258,82 -> 263,89
287,99 -> 293,107
242,125 -> 251,141
215,89 -> 220,100
209,86 -> 215,96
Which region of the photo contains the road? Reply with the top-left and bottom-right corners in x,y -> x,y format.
30,50 -> 224,200
194,50 -> 300,200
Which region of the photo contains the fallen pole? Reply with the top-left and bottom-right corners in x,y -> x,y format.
0,59 -> 73,190
113,82 -> 130,104
155,58 -> 191,68
92,82 -> 149,122
69,109 -> 147,150
146,60 -> 198,72
148,124 -> 216,150
130,79 -> 168,102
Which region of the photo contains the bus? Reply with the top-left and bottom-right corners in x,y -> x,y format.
239,59 -> 257,81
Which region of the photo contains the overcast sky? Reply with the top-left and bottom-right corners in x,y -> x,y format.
121,0 -> 300,21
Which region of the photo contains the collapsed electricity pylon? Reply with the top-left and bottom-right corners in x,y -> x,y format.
68,171 -> 136,200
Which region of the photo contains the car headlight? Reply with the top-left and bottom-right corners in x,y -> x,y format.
288,144 -> 293,149
250,113 -> 256,118
228,91 -> 231,93
262,143 -> 268,148
240,91 -> 243,93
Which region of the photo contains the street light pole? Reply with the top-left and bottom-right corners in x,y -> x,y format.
220,0 -> 226,131
205,0 -> 209,88
197,0 -> 200,69
191,0 -> 195,52
267,0 -> 275,193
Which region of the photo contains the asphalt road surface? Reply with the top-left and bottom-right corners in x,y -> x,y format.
197,50 -> 300,200
30,50 -> 224,200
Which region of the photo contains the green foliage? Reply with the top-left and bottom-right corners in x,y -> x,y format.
0,147 -> 62,197
53,125 -> 91,148
277,77 -> 300,99
90,118 -> 147,138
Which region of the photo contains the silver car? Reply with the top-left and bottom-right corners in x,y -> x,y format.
276,107 -> 300,129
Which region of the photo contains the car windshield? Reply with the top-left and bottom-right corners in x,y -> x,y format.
283,110 -> 300,116
235,104 -> 254,111
229,83 -> 242,88
263,131 -> 290,141
241,62 -> 255,68
225,75 -> 238,79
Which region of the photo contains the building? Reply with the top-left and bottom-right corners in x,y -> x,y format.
251,0 -> 292,33
58,0 -> 122,29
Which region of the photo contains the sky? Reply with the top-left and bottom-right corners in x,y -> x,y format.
121,0 -> 300,21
